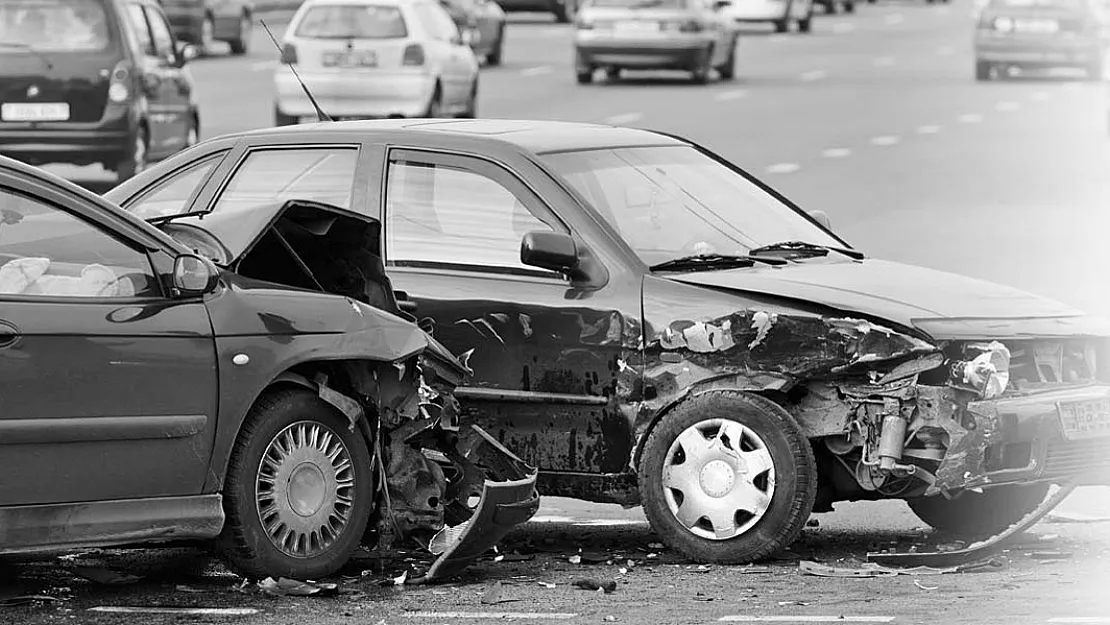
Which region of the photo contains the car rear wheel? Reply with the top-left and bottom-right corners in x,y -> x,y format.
906,483 -> 1052,539
638,391 -> 817,564
487,24 -> 505,66
773,18 -> 789,32
797,9 -> 813,33
459,80 -> 478,118
843,0 -> 855,12
691,46 -> 713,84
823,0 -> 837,14
577,68 -> 594,84
229,13 -> 251,55
606,67 -> 622,81
975,59 -> 992,81
717,39 -> 737,81
274,106 -> 298,126
115,126 -> 148,185
218,389 -> 374,580
424,84 -> 444,117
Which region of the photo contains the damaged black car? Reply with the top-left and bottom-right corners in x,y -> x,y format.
106,119 -> 1110,566
0,153 -> 539,581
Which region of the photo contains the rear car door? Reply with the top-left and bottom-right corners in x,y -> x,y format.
381,148 -> 637,480
123,1 -> 189,158
413,1 -> 472,103
0,169 -> 218,506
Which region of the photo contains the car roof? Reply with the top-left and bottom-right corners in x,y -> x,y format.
230,119 -> 685,154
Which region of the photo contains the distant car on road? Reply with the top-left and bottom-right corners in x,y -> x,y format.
815,0 -> 854,15
274,0 -> 481,124
974,0 -> 1110,80
721,0 -> 814,33
106,117 -> 1110,566
438,0 -> 509,66
0,0 -> 201,184
574,0 -> 739,84
158,0 -> 254,56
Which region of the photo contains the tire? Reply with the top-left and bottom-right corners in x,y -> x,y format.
199,15 -> 216,57
553,0 -> 575,23
906,483 -> 1052,539
217,389 -> 375,580
423,84 -> 444,117
115,125 -> 148,185
843,0 -> 855,12
576,69 -> 594,84
606,67 -> 621,82
459,80 -> 478,118
774,18 -> 789,32
823,0 -> 837,14
797,10 -> 813,33
638,391 -> 818,564
229,13 -> 251,56
486,24 -> 505,66
691,45 -> 713,84
274,106 -> 298,126
975,59 -> 992,81
717,38 -> 737,81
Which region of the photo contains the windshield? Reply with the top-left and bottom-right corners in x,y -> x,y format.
541,145 -> 842,268
294,4 -> 409,39
0,0 -> 111,52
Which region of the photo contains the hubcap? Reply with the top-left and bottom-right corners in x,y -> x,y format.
662,418 -> 776,540
255,421 -> 355,558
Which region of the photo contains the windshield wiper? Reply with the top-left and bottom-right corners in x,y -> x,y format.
650,253 -> 787,272
146,210 -> 210,225
748,240 -> 864,260
0,42 -> 54,71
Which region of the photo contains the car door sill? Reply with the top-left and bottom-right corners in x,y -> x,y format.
455,387 -> 609,406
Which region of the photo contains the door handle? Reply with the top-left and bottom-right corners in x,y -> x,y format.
0,321 -> 21,348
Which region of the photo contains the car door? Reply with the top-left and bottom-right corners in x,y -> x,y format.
0,168 -> 218,507
380,148 -> 637,479
123,2 -> 189,158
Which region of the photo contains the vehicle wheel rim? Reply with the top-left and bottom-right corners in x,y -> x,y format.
132,132 -> 147,174
661,418 -> 776,541
202,18 -> 215,49
255,421 -> 356,558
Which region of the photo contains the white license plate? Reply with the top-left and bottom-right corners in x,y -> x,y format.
1,102 -> 70,122
1057,398 -> 1110,441
614,21 -> 660,33
1013,19 -> 1059,33
322,50 -> 378,68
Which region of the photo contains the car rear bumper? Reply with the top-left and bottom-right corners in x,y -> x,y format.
274,71 -> 436,119
575,38 -> 712,69
725,1 -> 790,21
974,37 -> 1103,66
0,109 -> 136,168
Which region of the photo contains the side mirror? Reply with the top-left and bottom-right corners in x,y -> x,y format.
809,209 -> 833,231
172,253 -> 219,297
175,42 -> 198,66
521,231 -> 579,275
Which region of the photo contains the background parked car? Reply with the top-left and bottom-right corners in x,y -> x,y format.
0,0 -> 201,184
974,0 -> 1109,81
439,0 -> 508,66
158,0 -> 254,56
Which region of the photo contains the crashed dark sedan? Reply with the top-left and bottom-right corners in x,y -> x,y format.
107,118 -> 1110,565
0,153 -> 538,582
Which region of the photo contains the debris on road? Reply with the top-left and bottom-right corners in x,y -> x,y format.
1046,511 -> 1110,524
1029,551 -> 1073,560
693,592 -> 715,601
537,582 -> 557,589
799,561 -> 898,578
799,559 -> 1006,578
0,595 -> 63,608
573,578 -> 617,593
914,580 -> 940,591
258,577 -> 339,597
71,566 -> 144,586
807,518 -> 821,527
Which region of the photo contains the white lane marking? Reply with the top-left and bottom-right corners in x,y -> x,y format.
574,519 -> 645,526
870,135 -> 900,146
800,69 -> 828,82
995,101 -> 1020,111
406,613 -> 579,620
716,88 -> 749,101
250,60 -> 277,71
1031,90 -> 1052,100
873,56 -> 896,67
768,34 -> 788,43
530,515 -> 576,523
958,113 -> 983,123
884,13 -> 904,24
720,618 -> 896,623
766,163 -> 801,174
90,607 -> 259,616
521,65 -> 553,77
936,45 -> 955,55
822,147 -> 852,158
831,22 -> 856,33
1048,620 -> 1110,624
604,112 -> 643,125
916,124 -> 942,134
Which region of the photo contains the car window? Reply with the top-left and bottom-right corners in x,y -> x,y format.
0,189 -> 159,299
126,154 -> 224,220
0,0 -> 113,52
294,4 -> 409,38
125,3 -> 156,56
144,5 -> 176,59
385,160 -> 555,271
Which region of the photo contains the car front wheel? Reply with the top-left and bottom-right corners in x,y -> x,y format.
639,391 -> 817,564
906,483 -> 1052,539
218,389 -> 374,580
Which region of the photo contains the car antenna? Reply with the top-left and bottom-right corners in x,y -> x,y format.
260,19 -> 333,123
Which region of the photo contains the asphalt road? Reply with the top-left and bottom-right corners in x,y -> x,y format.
19,1 -> 1110,623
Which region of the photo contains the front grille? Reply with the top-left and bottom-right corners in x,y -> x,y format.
1043,439 -> 1110,477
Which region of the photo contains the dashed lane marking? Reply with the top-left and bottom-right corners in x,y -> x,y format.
996,101 -> 1020,111
521,65 -> 554,77
958,113 -> 984,123
604,112 -> 643,125
90,608 -> 259,616
870,135 -> 900,146
873,56 -> 896,67
916,125 -> 942,134
822,147 -> 852,158
715,89 -> 749,101
800,69 -> 828,82
406,613 -> 579,620
530,515 -> 575,523
720,618 -> 896,623
766,163 -> 801,174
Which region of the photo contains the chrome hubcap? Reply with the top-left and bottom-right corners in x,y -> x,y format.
256,421 -> 355,558
662,419 -> 776,540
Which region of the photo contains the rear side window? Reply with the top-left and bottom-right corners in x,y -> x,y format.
294,4 -> 409,39
0,0 -> 112,52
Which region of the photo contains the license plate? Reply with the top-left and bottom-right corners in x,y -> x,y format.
1,102 -> 70,122
322,50 -> 378,68
1013,18 -> 1059,34
614,20 -> 660,33
1057,398 -> 1110,441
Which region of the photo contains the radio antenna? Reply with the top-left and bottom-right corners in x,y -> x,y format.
260,19 -> 332,123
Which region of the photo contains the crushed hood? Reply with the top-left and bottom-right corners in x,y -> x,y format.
669,258 -> 1110,340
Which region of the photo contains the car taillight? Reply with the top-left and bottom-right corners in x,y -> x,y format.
108,61 -> 131,104
402,43 -> 425,66
281,42 -> 298,64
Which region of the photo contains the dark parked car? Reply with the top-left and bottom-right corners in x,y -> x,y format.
974,0 -> 1109,81
439,0 -> 508,66
0,0 -> 201,185
159,0 -> 254,56
0,152 -> 538,581
108,119 -> 1110,564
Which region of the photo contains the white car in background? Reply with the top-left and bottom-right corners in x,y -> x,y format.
722,0 -> 814,32
274,0 -> 480,124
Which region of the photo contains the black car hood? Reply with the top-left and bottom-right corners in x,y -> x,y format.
668,258 -> 1110,340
